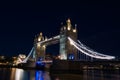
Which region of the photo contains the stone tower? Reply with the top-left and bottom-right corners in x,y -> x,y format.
34,32 -> 46,61
60,19 -> 78,60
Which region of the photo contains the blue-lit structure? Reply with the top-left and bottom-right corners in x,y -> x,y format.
36,57 -> 45,69
35,71 -> 44,80
68,54 -> 75,60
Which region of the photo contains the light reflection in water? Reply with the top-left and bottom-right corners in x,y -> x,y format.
35,71 -> 44,80
10,68 -> 29,80
35,70 -> 51,80
15,68 -> 24,80
10,68 -> 16,80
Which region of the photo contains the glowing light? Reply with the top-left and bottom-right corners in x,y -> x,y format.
19,54 -> 26,59
73,29 -> 76,32
36,57 -> 45,67
40,32 -> 42,36
67,26 -> 71,30
60,54 -> 67,60
70,40 -> 73,45
66,19 -> 71,31
58,55 -> 61,59
68,54 -> 75,60
38,37 -> 41,41
36,61 -> 45,66
67,18 -> 71,23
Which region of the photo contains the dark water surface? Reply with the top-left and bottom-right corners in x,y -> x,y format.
0,68 -> 120,80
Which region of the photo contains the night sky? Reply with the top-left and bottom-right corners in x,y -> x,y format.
0,1 -> 120,58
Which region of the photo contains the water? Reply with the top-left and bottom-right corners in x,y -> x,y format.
0,68 -> 120,80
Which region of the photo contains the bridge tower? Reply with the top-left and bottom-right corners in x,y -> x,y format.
34,32 -> 46,61
60,19 -> 78,60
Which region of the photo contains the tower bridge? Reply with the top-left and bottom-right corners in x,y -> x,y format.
17,19 -> 115,65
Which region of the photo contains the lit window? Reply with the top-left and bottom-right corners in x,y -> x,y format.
73,29 -> 76,32
38,37 -> 41,41
67,26 -> 71,30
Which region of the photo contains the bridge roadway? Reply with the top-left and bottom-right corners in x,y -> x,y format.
37,35 -> 60,46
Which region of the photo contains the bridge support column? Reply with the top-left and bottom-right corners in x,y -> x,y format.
60,19 -> 78,60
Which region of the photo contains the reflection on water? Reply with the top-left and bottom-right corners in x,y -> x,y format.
0,68 -> 120,80
35,71 -> 50,80
35,71 -> 44,80
10,68 -> 30,80
15,68 -> 31,80
15,68 -> 24,80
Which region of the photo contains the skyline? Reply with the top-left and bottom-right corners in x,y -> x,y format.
0,1 -> 120,57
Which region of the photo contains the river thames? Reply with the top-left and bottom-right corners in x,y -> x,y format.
0,68 -> 120,80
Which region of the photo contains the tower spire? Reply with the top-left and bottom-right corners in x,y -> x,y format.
66,18 -> 72,30
66,18 -> 71,25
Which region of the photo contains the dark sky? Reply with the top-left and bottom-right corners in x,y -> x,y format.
0,1 -> 120,57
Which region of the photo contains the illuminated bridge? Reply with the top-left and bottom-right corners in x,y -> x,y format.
17,19 -> 115,64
